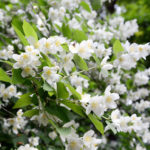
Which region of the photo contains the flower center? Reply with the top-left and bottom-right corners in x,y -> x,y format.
70,141 -> 77,148
106,96 -> 112,103
46,70 -> 51,76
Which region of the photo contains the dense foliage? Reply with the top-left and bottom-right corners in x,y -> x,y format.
0,0 -> 150,150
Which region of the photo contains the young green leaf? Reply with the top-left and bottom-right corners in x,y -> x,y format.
78,73 -> 90,80
72,29 -> 88,42
23,109 -> 39,117
13,93 -> 33,109
61,100 -> 85,117
65,83 -> 81,100
57,82 -> 69,99
73,54 -> 88,71
113,40 -> 124,57
61,43 -> 69,52
80,1 -> 91,12
62,23 -> 72,38
23,20 -> 38,42
88,113 -> 104,135
0,68 -> 12,83
40,52 -> 53,67
12,24 -> 29,46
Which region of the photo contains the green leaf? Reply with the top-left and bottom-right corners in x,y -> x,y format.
80,1 -> 91,12
12,69 -> 25,84
72,29 -> 88,42
57,82 -> 69,99
49,119 -> 71,136
113,40 -> 124,57
90,0 -> 101,11
23,20 -> 38,42
0,68 -> 12,83
23,109 -> 39,117
73,54 -> 88,70
106,121 -> 117,134
92,53 -> 101,66
46,101 -> 70,123
61,100 -> 85,117
62,23 -> 72,38
88,113 -> 104,135
40,52 -> 53,67
12,24 -> 29,46
78,73 -> 90,80
13,93 -> 33,109
61,43 -> 69,52
0,60 -> 13,66
65,83 -> 81,100
43,82 -> 54,92
57,126 -> 71,136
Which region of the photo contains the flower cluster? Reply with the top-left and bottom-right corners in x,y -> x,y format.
0,0 -> 150,150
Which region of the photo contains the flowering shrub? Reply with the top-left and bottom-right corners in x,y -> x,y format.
0,0 -> 150,150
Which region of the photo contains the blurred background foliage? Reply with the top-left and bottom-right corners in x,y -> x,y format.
117,0 -> 150,44
116,0 -> 150,67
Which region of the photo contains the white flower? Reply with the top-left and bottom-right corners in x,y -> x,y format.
17,144 -> 38,150
49,131 -> 57,140
42,66 -> 60,87
66,137 -> 83,150
134,72 -> 149,86
70,74 -> 89,89
103,86 -> 119,109
86,95 -> 106,117
114,54 -> 136,70
83,130 -> 102,149
99,56 -> 113,78
60,52 -> 74,74
69,40 -> 94,59
29,137 -> 39,146
21,66 -> 35,78
111,109 -> 121,123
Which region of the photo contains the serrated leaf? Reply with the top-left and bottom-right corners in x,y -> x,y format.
13,93 -> 33,109
73,54 -> 88,70
65,83 -> 81,100
61,100 -> 85,117
23,109 -> 39,117
57,82 -> 69,99
72,29 -> 88,42
113,40 -> 124,57
12,24 -> 29,46
88,113 -> 104,135
12,69 -> 25,84
23,20 -> 38,42
80,1 -> 91,12
0,68 -> 12,83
